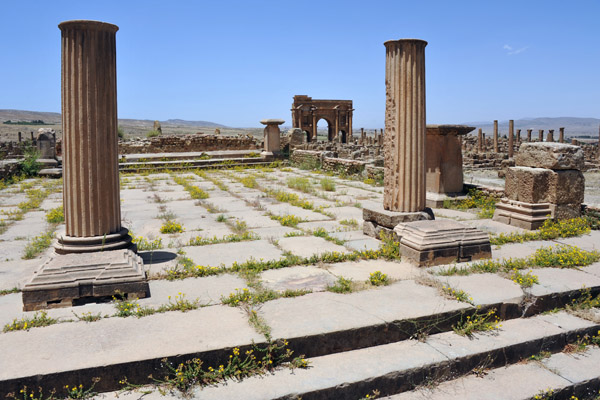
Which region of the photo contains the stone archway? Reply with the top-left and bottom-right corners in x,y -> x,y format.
317,118 -> 333,142
291,95 -> 354,142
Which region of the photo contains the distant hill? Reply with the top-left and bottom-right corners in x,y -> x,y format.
463,117 -> 600,138
0,109 -> 226,128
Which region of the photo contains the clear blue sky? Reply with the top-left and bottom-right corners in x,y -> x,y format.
1,0 -> 598,128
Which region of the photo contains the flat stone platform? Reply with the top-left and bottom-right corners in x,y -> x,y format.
0,167 -> 599,399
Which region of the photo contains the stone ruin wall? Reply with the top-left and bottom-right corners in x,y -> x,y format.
53,133 -> 261,156
462,135 -> 599,169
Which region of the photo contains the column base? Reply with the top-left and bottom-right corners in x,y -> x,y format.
394,219 -> 491,267
492,198 -> 552,230
54,227 -> 136,254
425,191 -> 469,208
362,204 -> 434,239
22,249 -> 149,311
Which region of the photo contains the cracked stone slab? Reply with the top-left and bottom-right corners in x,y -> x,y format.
261,203 -> 330,221
542,345 -> 600,383
260,265 -> 336,292
250,226 -> 300,240
325,259 -> 422,281
390,361 -> 570,400
528,268 -> 600,296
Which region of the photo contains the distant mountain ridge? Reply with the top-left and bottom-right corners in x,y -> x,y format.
0,109 -> 226,128
462,117 -> 600,137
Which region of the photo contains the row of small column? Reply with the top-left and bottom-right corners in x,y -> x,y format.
477,123 -> 569,155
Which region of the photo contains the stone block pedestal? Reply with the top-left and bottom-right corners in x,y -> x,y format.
22,249 -> 149,311
393,219 -> 491,266
493,199 -> 552,230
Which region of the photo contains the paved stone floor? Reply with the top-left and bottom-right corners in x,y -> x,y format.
0,166 -> 599,399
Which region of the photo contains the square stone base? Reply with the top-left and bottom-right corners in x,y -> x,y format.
493,198 -> 552,230
363,204 -> 433,239
393,220 -> 491,267
22,249 -> 149,311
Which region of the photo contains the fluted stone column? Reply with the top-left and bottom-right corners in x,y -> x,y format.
527,129 -> 532,142
539,129 -> 544,142
57,20 -> 132,254
548,129 -> 554,142
493,120 -> 499,152
508,120 -> 514,158
383,39 -> 428,213
477,128 -> 483,152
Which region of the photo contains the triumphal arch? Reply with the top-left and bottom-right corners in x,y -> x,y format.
291,95 -> 354,143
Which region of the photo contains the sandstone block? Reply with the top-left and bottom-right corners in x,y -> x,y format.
505,167 -> 550,203
547,170 -> 584,205
515,142 -> 584,170
550,203 -> 581,220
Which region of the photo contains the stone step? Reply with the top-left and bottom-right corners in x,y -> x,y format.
1,281 -> 598,398
387,346 -> 600,400
111,311 -> 598,400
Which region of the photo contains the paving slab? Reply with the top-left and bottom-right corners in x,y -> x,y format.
0,211 -> 47,241
224,210 -> 281,228
528,268 -> 600,296
297,220 -> 344,232
431,208 -> 479,220
433,273 -> 524,305
389,362 -> 569,400
182,240 -> 284,268
203,197 -> 252,213
465,218 -> 527,235
262,203 -> 330,222
250,226 -> 300,240
260,265 -> 336,292
0,257 -> 50,290
260,281 -> 467,340
543,346 -> 600,383
344,237 -> 381,251
277,236 -> 350,258
321,206 -> 364,221
581,261 -> 600,278
553,230 -> 600,252
325,260 -> 422,281
0,305 -> 263,381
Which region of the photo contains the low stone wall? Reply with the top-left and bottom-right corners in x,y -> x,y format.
290,149 -> 322,169
0,160 -> 22,181
366,165 -> 384,181
322,157 -> 367,175
117,134 -> 260,154
0,141 -> 34,158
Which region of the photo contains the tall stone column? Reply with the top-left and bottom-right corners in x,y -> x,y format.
548,129 -> 554,142
508,119 -> 514,158
516,129 -> 521,143
383,39 -> 428,213
527,129 -> 532,142
493,120 -> 499,152
482,133 -> 486,151
539,129 -> 544,142
559,127 -> 565,143
477,128 -> 483,152
57,20 -> 132,254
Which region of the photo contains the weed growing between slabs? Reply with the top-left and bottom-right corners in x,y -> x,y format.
368,271 -> 390,286
131,235 -> 163,251
22,230 -> 54,259
120,341 -> 309,396
186,231 -> 259,246
3,311 -> 59,332
442,188 -> 498,219
490,217 -> 591,246
327,276 -> 354,293
7,378 -> 101,400
221,287 -> 311,306
0,287 -> 19,296
160,234 -> 402,281
160,220 -> 184,234
437,245 -> 600,277
452,308 -> 502,337
113,293 -> 203,318
441,285 -> 474,305
45,206 -> 64,223
172,176 -> 210,199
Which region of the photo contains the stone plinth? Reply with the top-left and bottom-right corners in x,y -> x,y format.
425,124 -> 474,207
260,119 -> 284,159
493,199 -> 552,230
363,204 -> 433,239
383,39 -> 428,214
393,219 -> 491,266
515,142 -> 585,170
58,20 -> 132,253
22,250 -> 149,311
